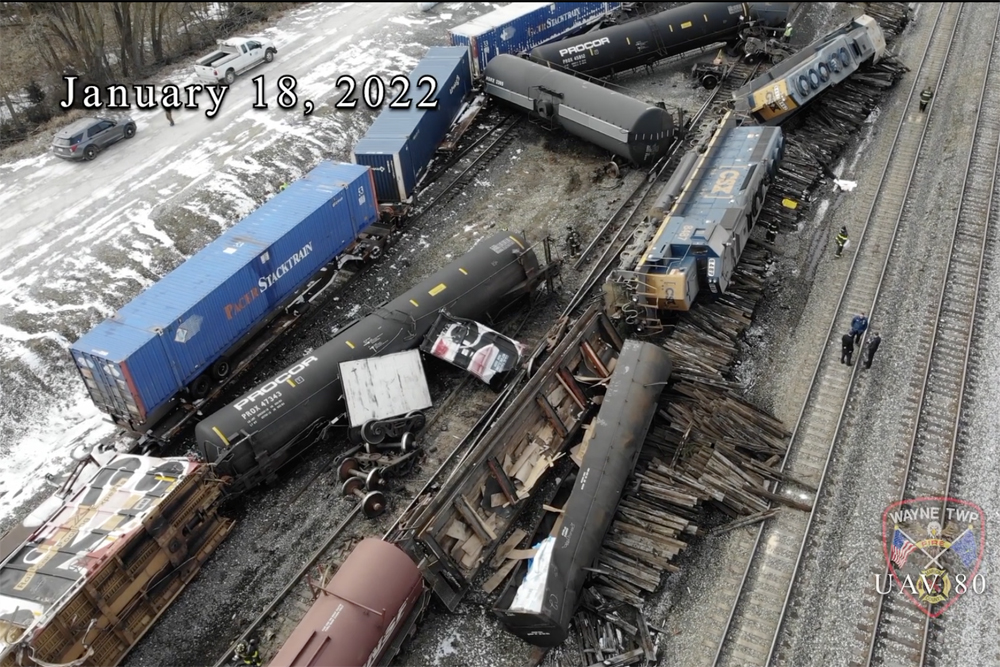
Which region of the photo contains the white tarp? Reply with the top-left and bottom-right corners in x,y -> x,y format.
509,536 -> 556,613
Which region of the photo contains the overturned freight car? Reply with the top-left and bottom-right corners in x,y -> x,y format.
732,14 -> 886,125
70,162 -> 380,447
195,231 -> 559,495
484,54 -> 676,166
494,340 -> 672,647
398,305 -> 624,610
0,454 -> 232,667
529,2 -> 791,78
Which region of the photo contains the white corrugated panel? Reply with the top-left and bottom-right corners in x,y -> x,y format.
340,349 -> 433,426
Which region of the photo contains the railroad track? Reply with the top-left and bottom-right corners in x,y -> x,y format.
562,59 -> 763,318
410,112 -> 519,215
859,10 -> 1000,667
708,4 -> 977,666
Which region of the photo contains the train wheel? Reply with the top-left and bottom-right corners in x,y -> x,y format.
406,410 -> 427,433
361,490 -> 387,519
211,357 -> 231,380
361,420 -> 387,445
342,477 -> 365,497
700,74 -> 719,89
829,55 -> 842,74
188,375 -> 211,399
808,69 -> 820,89
338,457 -> 361,482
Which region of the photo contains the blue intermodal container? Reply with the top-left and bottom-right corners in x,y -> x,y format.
351,46 -> 472,202
70,161 -> 378,433
448,2 -> 623,78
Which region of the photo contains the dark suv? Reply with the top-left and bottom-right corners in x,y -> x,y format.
52,116 -> 137,161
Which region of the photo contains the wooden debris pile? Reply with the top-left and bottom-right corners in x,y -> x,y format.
764,55 -> 908,232
863,2 -> 912,41
539,8 -> 915,661
560,601 -> 663,667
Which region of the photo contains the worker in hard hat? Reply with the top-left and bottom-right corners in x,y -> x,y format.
234,639 -> 263,666
782,22 -> 793,43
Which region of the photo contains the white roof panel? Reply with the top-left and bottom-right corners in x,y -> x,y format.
450,3 -> 552,36
340,349 -> 432,425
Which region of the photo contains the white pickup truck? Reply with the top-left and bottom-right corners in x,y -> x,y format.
194,37 -> 276,85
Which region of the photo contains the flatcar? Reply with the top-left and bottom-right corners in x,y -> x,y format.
71,162 -> 381,448
483,54 -> 675,165
733,14 -> 886,125
494,340 -> 672,647
195,231 -> 554,495
605,111 -> 784,326
528,2 -> 792,78
266,538 -> 428,667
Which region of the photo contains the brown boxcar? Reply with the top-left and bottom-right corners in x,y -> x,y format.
267,538 -> 425,667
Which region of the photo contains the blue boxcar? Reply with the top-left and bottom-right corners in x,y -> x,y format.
449,2 -> 623,78
351,46 -> 472,202
70,162 -> 378,433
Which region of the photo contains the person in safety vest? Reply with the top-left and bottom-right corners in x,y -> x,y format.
234,639 -> 263,666
782,22 -> 793,43
834,226 -> 849,258
920,87 -> 934,112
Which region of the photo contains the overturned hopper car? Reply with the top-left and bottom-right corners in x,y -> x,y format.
733,14 -> 886,125
266,538 -> 428,667
484,54 -> 675,165
195,231 -> 556,495
528,3 -> 791,78
0,454 -> 232,667
494,340 -> 672,646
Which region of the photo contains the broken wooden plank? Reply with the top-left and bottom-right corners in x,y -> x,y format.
455,496 -> 496,543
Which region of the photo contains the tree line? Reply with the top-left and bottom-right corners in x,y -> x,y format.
0,2 -> 300,147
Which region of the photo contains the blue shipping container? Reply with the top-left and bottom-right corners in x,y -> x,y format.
449,2 -> 622,78
351,46 -> 472,202
71,161 -> 378,431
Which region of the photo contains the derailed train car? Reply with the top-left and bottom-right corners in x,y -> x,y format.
265,539 -> 427,667
605,111 -> 783,327
528,2 -> 792,78
195,231 -> 556,495
0,454 -> 232,667
449,2 -> 624,78
483,54 -> 675,165
493,340 -> 672,646
733,14 -> 886,125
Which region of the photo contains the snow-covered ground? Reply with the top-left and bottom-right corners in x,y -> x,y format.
0,1 -> 497,524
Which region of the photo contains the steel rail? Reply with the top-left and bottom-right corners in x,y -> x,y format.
711,4 -> 961,665
862,8 -> 1000,666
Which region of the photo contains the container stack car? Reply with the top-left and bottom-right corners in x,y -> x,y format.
70,162 -> 379,445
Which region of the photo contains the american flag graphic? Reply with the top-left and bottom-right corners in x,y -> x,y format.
891,528 -> 917,567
